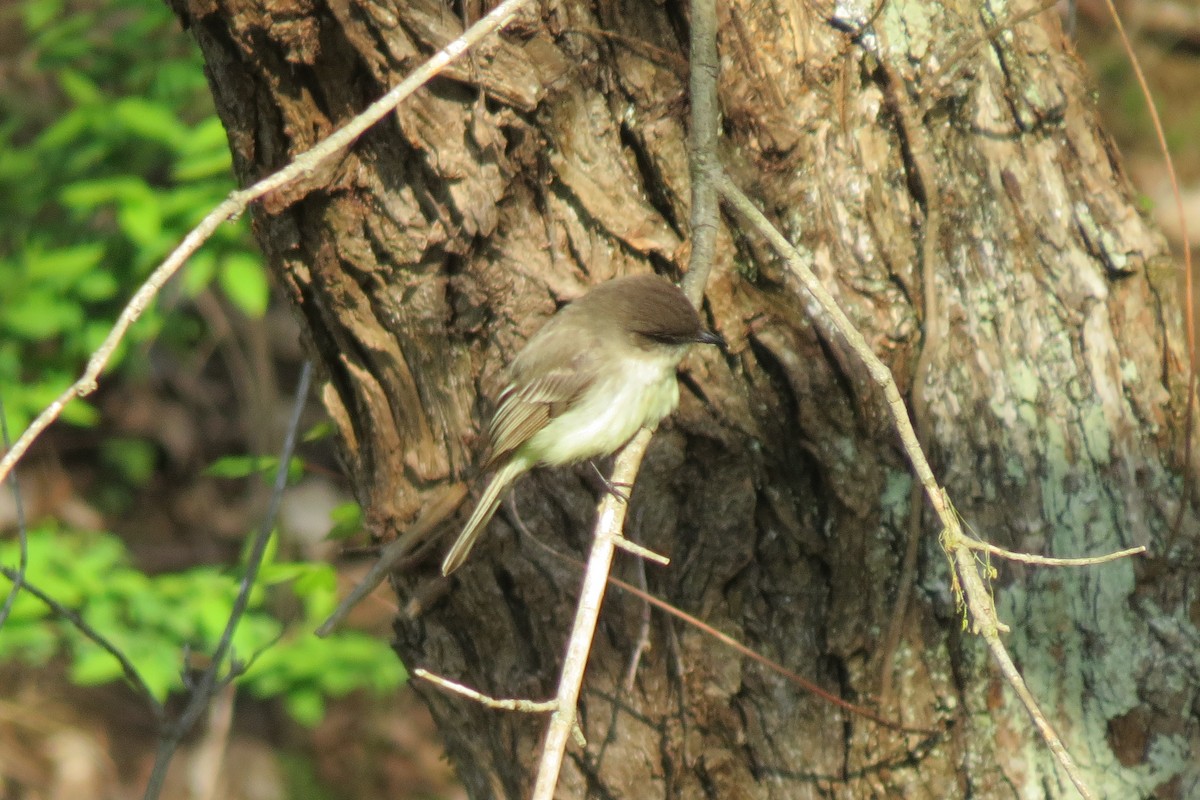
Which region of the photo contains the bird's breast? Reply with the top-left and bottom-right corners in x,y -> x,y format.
521,350 -> 683,466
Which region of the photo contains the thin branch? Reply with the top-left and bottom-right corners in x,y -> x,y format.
715,175 -> 1096,800
681,0 -> 721,306
142,362 -> 313,800
1104,0 -> 1200,553
0,0 -> 538,490
622,554 -> 653,693
517,504 -> 937,734
0,567 -> 164,721
530,428 -> 654,800
961,537 -> 1146,567
609,566 -> 938,735
609,535 -> 670,564
315,482 -> 467,637
871,23 -> 946,706
414,668 -> 557,713
530,1 -> 723,790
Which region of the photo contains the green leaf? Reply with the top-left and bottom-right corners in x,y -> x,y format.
181,250 -> 217,297
76,269 -> 120,302
302,420 -> 335,442
101,438 -> 158,485
172,149 -> 233,182
204,454 -> 273,479
60,398 -> 101,427
70,644 -> 126,686
1,290 -> 82,339
111,97 -> 188,148
0,620 -> 58,663
24,242 -> 106,286
326,502 -> 363,541
22,0 -> 66,31
218,253 -> 269,317
32,107 -> 91,153
176,116 -> 229,156
283,688 -> 325,726
203,454 -> 304,482
116,192 -> 163,248
59,175 -> 152,211
56,67 -> 102,106
129,644 -> 181,700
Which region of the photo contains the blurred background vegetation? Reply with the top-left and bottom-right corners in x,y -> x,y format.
0,0 -> 1195,798
0,0 -> 457,797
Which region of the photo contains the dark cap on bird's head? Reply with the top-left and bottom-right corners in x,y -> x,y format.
559,274 -> 724,348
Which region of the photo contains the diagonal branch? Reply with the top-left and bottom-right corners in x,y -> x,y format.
715,175 -> 1096,800
530,428 -> 654,800
141,361 -> 313,800
0,0 -> 538,490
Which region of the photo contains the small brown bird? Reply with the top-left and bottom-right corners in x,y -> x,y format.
442,274 -> 722,575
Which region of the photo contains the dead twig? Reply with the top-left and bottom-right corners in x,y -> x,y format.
530,428 -> 654,800
414,668 -> 557,713
0,0 -> 538,490
960,536 -> 1146,567
716,175 -> 1096,800
530,0 -> 723,793
142,362 -> 312,800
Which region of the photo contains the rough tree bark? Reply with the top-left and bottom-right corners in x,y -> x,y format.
169,0 -> 1195,797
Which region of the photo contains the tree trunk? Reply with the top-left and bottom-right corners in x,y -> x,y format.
169,0 -> 1194,796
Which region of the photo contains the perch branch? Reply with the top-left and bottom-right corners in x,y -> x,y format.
530,428 -> 654,800
530,0 -> 724,794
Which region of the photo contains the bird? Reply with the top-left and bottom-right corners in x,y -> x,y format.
441,273 -> 723,575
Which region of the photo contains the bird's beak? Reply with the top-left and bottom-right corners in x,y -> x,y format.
697,329 -> 726,350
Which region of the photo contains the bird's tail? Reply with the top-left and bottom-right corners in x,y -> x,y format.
441,457 -> 529,575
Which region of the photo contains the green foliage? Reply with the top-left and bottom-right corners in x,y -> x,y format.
327,502 -> 365,541
204,455 -> 307,482
0,0 -> 267,436
0,0 -> 400,734
0,526 -> 406,725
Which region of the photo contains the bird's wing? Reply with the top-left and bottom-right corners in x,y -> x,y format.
485,337 -> 600,468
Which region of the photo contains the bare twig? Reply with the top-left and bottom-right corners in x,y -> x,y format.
530,428 -> 654,800
315,482 -> 467,637
142,362 -> 312,800
960,537 -> 1146,567
0,566 -> 165,721
519,523 -> 938,734
613,567 -> 939,735
1101,0 -> 1200,552
609,535 -> 670,564
529,1 -> 723,792
716,176 -> 1096,799
622,554 -> 653,693
681,0 -> 721,307
0,0 -> 538,490
871,27 -> 946,706
414,668 -> 557,713
188,682 -> 237,800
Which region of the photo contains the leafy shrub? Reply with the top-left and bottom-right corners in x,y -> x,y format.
0,0 -> 267,435
0,526 -> 405,725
